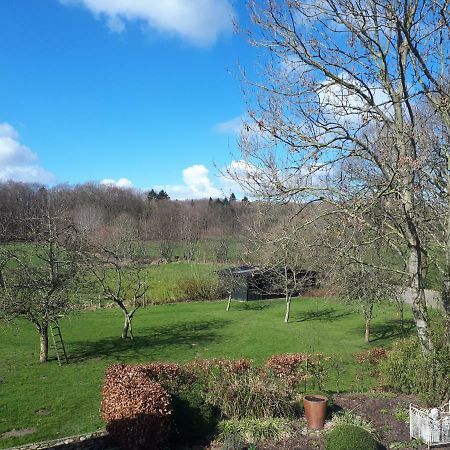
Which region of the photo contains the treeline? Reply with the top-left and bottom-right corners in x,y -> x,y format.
0,182 -> 251,260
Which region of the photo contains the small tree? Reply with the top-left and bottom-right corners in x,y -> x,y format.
338,263 -> 398,343
0,201 -> 82,363
245,204 -> 321,322
88,248 -> 147,339
84,225 -> 147,339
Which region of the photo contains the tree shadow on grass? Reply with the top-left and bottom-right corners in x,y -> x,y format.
67,319 -> 230,363
291,307 -> 352,323
236,301 -> 277,311
369,318 -> 415,343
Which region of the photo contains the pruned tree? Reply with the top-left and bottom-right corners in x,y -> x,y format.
228,0 -> 450,352
0,196 -> 82,363
88,249 -> 147,339
83,225 -> 147,339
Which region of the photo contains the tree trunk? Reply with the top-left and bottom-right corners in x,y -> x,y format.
122,314 -> 133,339
285,295 -> 291,323
442,278 -> 450,337
443,140 -> 450,336
365,319 -> 371,344
226,293 -> 232,311
39,323 -> 49,364
408,251 -> 431,354
399,303 -> 405,336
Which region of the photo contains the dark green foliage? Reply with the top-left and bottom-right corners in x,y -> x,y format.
142,363 -> 218,444
380,332 -> 450,405
326,424 -> 378,450
147,189 -> 169,201
170,382 -> 219,445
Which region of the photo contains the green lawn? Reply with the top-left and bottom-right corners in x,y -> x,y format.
76,262 -> 223,306
0,297 -> 414,448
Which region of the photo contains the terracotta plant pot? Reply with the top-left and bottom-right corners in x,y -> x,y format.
303,395 -> 328,430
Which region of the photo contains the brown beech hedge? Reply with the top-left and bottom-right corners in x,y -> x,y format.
102,364 -> 172,449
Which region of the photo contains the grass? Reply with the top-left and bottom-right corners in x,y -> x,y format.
0,296 -> 415,448
77,262 -> 222,306
136,236 -> 246,264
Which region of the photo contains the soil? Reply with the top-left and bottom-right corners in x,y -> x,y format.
210,393 -> 450,450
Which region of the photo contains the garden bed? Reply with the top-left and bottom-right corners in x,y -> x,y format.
243,394 -> 450,450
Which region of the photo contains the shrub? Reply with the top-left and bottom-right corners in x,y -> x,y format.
265,353 -> 308,389
141,362 -> 195,392
218,418 -> 294,444
179,276 -> 220,301
204,367 -> 295,419
380,335 -> 450,405
140,362 -> 217,444
169,381 -> 219,445
326,424 -> 378,450
305,353 -> 330,391
102,364 -> 172,450
187,358 -> 252,380
355,348 -> 387,365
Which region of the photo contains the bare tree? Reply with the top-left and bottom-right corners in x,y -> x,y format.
0,197 -> 82,363
336,261 -> 400,343
229,0 -> 450,352
245,204 -> 321,322
144,200 -> 180,261
88,250 -> 147,339
83,225 -> 147,339
179,203 -> 205,262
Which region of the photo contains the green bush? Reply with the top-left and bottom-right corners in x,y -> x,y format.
326,424 -> 378,450
218,418 -> 294,444
380,334 -> 450,405
169,382 -> 219,445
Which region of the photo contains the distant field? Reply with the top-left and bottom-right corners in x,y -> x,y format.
77,262 -> 224,306
0,297 -> 415,448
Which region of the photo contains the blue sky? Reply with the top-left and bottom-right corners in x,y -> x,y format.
0,0 -> 253,198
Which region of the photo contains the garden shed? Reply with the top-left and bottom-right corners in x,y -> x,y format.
220,265 -> 318,301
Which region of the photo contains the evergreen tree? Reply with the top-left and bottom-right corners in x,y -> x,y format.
156,190 -> 169,200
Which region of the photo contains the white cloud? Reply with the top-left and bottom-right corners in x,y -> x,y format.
318,73 -> 393,126
214,116 -> 244,135
154,164 -> 221,199
152,163 -> 252,200
100,177 -> 134,188
182,164 -> 221,196
60,0 -> 235,46
0,123 -> 55,184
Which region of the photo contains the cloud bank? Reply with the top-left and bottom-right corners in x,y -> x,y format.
0,123 -> 54,184
60,0 -> 235,46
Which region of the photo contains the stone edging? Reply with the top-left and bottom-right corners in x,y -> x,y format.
4,430 -> 119,450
